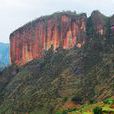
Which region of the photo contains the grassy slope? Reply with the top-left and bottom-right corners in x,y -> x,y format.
60,100 -> 114,114
0,38 -> 114,114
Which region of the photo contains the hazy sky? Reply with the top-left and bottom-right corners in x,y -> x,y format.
0,0 -> 114,43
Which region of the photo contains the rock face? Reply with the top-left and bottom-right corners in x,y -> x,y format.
10,12 -> 87,65
10,11 -> 114,65
91,11 -> 107,37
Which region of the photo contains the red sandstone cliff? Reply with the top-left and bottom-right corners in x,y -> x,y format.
10,12 -> 87,65
10,11 -> 114,65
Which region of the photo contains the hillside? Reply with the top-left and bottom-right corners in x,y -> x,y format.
0,43 -> 9,70
0,11 -> 114,114
0,34 -> 114,114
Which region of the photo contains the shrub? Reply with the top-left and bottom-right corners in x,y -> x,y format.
62,110 -> 67,114
103,98 -> 114,104
71,96 -> 83,104
93,107 -> 102,114
56,112 -> 62,114
63,97 -> 68,102
89,99 -> 96,104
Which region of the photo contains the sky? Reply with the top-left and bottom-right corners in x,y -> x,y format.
0,0 -> 114,43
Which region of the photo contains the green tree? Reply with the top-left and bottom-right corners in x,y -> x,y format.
93,107 -> 102,114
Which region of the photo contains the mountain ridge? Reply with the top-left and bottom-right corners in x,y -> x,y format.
9,10 -> 114,66
0,10 -> 114,114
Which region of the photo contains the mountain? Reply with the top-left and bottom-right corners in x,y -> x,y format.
0,11 -> 114,114
9,11 -> 114,66
0,43 -> 9,70
10,11 -> 87,65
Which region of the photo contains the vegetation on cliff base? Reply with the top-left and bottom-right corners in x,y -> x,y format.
0,34 -> 114,114
55,97 -> 114,114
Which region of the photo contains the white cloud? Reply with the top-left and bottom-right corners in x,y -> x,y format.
0,0 -> 114,43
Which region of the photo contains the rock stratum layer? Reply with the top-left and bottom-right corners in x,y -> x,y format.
10,11 -> 114,65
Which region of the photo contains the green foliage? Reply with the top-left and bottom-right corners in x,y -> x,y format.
62,108 -> 76,114
103,98 -> 114,104
63,97 -> 68,102
71,96 -> 83,104
56,112 -> 62,114
62,111 -> 67,114
89,99 -> 96,104
93,107 -> 102,114
44,44 -> 54,61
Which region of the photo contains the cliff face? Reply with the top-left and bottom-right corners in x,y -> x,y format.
91,11 -> 107,37
10,11 -> 114,65
10,12 -> 87,65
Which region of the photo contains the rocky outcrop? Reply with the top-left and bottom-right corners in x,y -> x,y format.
10,11 -> 114,65
91,10 -> 107,37
10,12 -> 87,65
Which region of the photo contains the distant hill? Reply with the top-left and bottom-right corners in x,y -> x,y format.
0,43 -> 9,70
